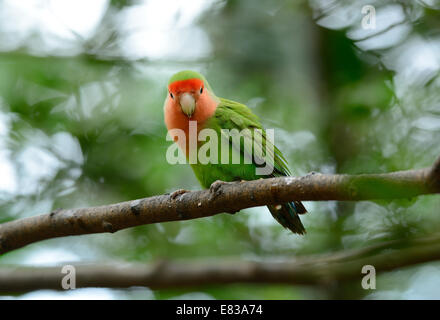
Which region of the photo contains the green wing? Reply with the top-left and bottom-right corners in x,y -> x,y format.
195,97 -> 307,234
213,98 -> 291,178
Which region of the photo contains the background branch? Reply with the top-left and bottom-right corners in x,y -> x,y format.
2,233 -> 440,292
0,156 -> 439,255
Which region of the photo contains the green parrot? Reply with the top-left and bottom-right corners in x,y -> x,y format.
164,70 -> 306,234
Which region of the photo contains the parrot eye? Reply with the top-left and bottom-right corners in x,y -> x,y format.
200,87 -> 203,94
170,92 -> 174,99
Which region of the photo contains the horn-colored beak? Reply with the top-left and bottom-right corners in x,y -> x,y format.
179,92 -> 196,117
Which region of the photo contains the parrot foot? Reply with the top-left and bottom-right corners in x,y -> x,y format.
305,171 -> 318,178
49,208 -> 63,217
209,180 -> 235,194
169,189 -> 189,200
209,180 -> 242,200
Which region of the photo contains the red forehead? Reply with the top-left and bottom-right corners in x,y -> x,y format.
168,78 -> 204,93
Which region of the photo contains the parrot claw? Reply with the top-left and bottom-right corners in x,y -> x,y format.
169,189 -> 189,200
209,180 -> 240,200
209,180 -> 230,194
305,171 -> 318,177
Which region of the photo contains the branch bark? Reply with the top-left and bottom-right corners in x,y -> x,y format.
2,233 -> 440,292
0,156 -> 439,255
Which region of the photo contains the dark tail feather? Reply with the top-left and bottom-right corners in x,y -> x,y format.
293,201 -> 307,214
268,201 -> 307,235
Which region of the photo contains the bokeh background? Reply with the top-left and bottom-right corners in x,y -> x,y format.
0,0 -> 440,299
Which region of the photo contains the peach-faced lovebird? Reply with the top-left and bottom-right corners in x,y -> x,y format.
164,70 -> 307,234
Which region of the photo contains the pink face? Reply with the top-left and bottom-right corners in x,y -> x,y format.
164,76 -> 218,148
168,78 -> 205,118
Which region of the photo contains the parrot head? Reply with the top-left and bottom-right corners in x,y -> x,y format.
164,70 -> 219,138
165,70 -> 218,118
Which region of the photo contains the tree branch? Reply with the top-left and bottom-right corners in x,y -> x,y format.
0,156 -> 439,255
2,233 -> 440,292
